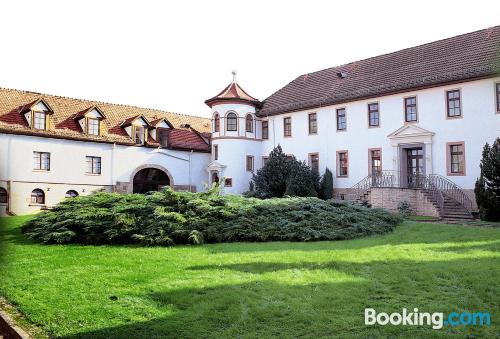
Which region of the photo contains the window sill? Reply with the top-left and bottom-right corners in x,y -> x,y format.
85,173 -> 102,176
28,204 -> 46,207
32,169 -> 50,172
446,115 -> 463,120
336,129 -> 347,132
368,125 -> 381,129
336,175 -> 349,178
447,173 -> 466,177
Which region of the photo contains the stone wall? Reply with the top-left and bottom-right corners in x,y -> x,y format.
369,187 -> 440,217
113,182 -> 196,194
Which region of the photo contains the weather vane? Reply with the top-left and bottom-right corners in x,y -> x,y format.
232,69 -> 237,82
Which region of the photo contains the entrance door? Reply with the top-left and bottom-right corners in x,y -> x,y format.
406,147 -> 424,188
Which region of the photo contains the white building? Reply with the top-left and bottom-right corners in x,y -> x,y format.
1,26 -> 499,218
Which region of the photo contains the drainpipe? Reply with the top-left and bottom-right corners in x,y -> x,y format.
189,150 -> 193,192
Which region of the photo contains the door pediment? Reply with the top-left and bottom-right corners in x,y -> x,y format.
387,125 -> 434,145
206,161 -> 226,172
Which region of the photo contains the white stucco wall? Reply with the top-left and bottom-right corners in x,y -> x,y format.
259,77 -> 500,190
0,134 -> 210,215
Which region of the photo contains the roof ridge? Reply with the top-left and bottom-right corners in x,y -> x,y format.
0,86 -> 210,122
299,25 -> 500,78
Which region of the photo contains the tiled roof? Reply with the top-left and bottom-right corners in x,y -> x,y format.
205,81 -> 260,107
162,128 -> 211,152
0,87 -> 211,151
257,26 -> 500,117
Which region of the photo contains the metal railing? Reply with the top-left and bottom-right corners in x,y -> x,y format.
346,170 -> 397,201
426,174 -> 476,213
345,171 -> 475,214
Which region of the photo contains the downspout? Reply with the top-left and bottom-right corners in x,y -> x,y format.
111,143 -> 116,191
189,150 -> 193,192
6,135 -> 12,214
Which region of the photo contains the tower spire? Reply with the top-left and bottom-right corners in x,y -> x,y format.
232,69 -> 237,83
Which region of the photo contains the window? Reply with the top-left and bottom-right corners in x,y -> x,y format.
30,189 -> 45,204
87,118 -> 100,135
447,142 -> 465,175
309,153 -> 319,174
33,152 -> 50,171
262,121 -> 269,139
369,149 -> 382,175
262,156 -> 269,166
65,190 -> 79,198
226,112 -> 238,131
224,178 -> 232,187
213,144 -> 218,160
446,90 -> 462,117
33,111 -> 46,130
496,83 -> 500,112
404,97 -> 417,122
213,113 -> 220,132
308,113 -> 317,134
368,103 -> 379,127
0,187 -> 7,204
337,151 -> 348,177
245,114 -> 254,133
134,127 -> 145,144
283,117 -> 292,137
246,155 -> 254,172
336,108 -> 346,131
86,156 -> 102,174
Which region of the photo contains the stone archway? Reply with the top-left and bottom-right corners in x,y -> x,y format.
130,165 -> 173,194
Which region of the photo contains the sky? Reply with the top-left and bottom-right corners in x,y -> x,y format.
1,0 -> 499,118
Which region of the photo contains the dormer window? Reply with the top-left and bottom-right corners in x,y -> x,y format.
22,99 -> 53,130
87,118 -> 100,135
148,118 -> 173,146
120,115 -> 151,145
74,106 -> 106,136
134,126 -> 145,144
33,111 -> 46,130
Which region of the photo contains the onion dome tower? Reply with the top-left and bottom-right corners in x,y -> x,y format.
205,71 -> 262,194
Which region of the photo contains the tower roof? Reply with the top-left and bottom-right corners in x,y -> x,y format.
205,72 -> 260,107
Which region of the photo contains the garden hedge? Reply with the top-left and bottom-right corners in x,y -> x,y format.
22,187 -> 402,246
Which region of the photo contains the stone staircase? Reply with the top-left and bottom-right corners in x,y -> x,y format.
347,172 -> 477,221
440,196 -> 475,221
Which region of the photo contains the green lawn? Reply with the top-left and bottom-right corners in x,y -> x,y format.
1,216 -> 499,338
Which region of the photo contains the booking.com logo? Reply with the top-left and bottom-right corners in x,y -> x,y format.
365,308 -> 491,329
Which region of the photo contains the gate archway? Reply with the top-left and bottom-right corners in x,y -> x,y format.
133,167 -> 171,194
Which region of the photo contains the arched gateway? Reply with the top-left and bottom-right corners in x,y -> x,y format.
133,167 -> 171,194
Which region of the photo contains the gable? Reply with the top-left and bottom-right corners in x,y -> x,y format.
86,108 -> 104,119
388,125 -> 435,138
33,101 -> 50,112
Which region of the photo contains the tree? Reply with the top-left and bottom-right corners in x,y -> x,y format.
474,138 -> 500,221
252,145 -> 320,198
319,167 -> 334,200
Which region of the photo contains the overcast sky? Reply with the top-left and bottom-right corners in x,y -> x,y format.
1,1 -> 498,118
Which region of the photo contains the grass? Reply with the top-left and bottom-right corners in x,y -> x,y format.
1,216 -> 499,338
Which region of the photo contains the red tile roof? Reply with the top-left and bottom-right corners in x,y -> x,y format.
205,81 -> 260,107
0,87 -> 211,152
257,26 -> 500,117
163,128 -> 211,152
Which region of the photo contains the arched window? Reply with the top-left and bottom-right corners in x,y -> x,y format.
0,188 -> 7,204
226,112 -> 238,131
245,114 -> 253,133
65,190 -> 79,198
213,113 -> 220,133
31,189 -> 45,204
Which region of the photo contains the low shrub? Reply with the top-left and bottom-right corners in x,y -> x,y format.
23,187 -> 402,246
397,201 -> 412,218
